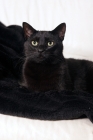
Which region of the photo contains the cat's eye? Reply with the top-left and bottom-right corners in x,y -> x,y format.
31,41 -> 38,46
48,41 -> 54,47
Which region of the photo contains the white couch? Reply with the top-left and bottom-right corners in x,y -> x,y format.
0,0 -> 93,139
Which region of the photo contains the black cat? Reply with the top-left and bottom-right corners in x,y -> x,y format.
20,22 -> 93,93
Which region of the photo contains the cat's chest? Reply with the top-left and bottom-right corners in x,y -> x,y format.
23,63 -> 62,91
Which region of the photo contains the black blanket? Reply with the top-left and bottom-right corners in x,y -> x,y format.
0,22 -> 93,122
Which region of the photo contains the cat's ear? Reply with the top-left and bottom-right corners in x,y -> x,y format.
51,23 -> 66,41
22,22 -> 36,39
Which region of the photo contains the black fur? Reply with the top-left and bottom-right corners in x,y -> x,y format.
21,22 -> 93,93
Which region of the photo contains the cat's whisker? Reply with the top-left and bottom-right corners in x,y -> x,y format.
14,57 -> 25,70
47,54 -> 63,63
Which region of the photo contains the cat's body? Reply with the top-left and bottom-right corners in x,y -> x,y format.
67,59 -> 93,93
21,22 -> 93,93
23,59 -> 72,92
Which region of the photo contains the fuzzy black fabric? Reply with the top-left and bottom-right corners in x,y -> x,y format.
0,22 -> 93,122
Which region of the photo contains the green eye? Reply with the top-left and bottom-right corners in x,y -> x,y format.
31,41 -> 38,46
48,41 -> 54,47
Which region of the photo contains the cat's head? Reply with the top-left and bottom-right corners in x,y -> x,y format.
23,22 -> 66,64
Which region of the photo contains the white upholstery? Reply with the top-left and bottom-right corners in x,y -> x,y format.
0,114 -> 93,140
0,0 -> 93,139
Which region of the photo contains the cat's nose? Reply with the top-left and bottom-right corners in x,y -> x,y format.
38,48 -> 44,53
